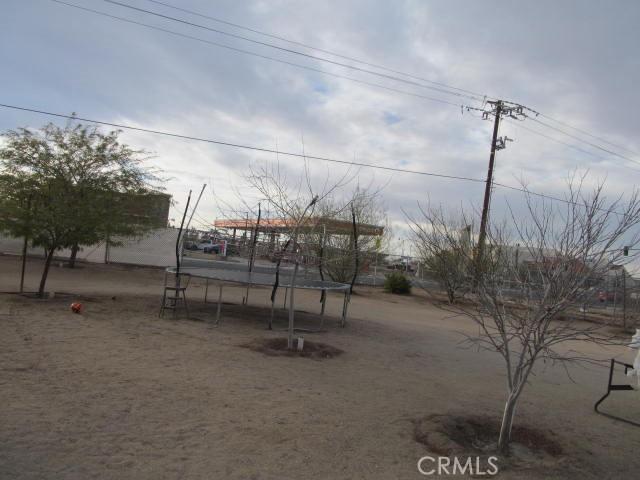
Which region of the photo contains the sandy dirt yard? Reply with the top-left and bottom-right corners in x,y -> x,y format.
1,254 -> 639,479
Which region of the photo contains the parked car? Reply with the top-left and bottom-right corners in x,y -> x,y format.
197,239 -> 216,251
183,241 -> 199,250
388,261 -> 413,272
203,244 -> 221,254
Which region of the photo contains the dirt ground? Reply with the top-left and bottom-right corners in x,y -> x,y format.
1,254 -> 639,479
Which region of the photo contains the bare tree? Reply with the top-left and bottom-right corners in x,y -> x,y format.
243,159 -> 350,348
407,203 -> 473,304
307,186 -> 390,285
447,178 -> 640,453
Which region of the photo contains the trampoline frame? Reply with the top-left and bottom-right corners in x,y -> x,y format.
165,266 -> 351,329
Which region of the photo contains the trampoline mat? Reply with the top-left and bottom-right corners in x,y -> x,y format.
167,267 -> 350,291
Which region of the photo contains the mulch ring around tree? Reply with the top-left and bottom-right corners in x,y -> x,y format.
241,337 -> 344,359
414,414 -> 567,475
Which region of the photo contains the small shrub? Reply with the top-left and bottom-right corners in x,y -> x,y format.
384,271 -> 412,294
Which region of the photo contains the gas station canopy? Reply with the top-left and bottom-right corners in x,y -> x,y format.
214,217 -> 384,236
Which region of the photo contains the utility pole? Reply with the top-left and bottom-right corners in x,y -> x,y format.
477,100 -> 502,258
475,100 -> 523,267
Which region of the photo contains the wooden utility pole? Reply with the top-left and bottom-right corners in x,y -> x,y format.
477,100 -> 503,260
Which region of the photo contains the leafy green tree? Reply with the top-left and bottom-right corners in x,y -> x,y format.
0,120 -> 162,296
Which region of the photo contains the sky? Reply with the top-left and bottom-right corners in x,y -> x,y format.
1,0 -> 639,253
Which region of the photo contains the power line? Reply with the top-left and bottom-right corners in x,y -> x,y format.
494,180 -> 631,219
142,0 -> 489,101
0,102 -> 486,182
525,115 -> 640,166
48,0 -> 466,109
492,181 -> 582,206
504,119 -> 640,174
47,1 -> 638,173
508,102 -> 640,158
54,0 -> 638,172
120,0 -> 638,164
142,0 -> 637,163
193,211 -> 213,226
0,102 -> 628,216
100,0 -> 483,102
505,101 -> 640,162
0,103 -> 624,216
538,112 -> 640,157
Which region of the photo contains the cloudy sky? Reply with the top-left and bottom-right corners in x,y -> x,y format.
2,0 -> 639,251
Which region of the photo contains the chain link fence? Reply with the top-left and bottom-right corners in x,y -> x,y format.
180,227 -> 432,288
3,226 -> 638,330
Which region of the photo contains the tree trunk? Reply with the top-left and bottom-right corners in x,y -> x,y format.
288,258 -> 300,350
349,207 -> 359,295
497,393 -> 519,454
38,247 -> 55,298
270,238 -> 291,307
318,227 -> 326,305
68,243 -> 79,268
447,287 -> 455,304
19,235 -> 28,294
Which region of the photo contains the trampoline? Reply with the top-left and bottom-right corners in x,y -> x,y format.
165,266 -> 351,329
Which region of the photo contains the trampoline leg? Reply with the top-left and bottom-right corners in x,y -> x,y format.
318,290 -> 327,331
269,299 -> 274,330
172,294 -> 177,319
320,289 -> 327,316
244,284 -> 252,306
216,284 -> 223,325
159,270 -> 169,317
159,289 -> 167,318
341,292 -> 350,328
183,290 -> 190,319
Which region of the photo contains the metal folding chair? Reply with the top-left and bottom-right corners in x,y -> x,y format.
159,272 -> 191,319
